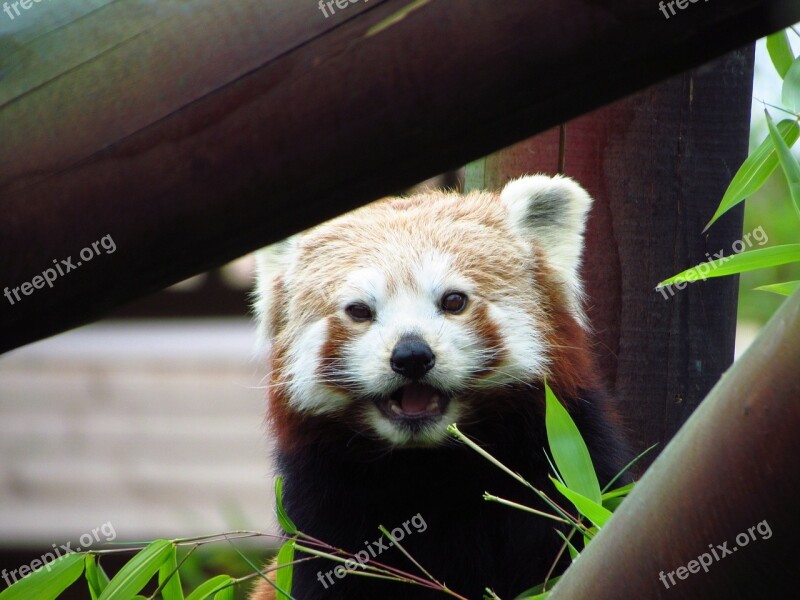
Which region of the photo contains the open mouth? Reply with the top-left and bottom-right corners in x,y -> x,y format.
374,383 -> 450,422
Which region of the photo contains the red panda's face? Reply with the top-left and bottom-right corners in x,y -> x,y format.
254,175 -> 594,447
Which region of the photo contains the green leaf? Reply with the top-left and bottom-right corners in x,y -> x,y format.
0,552 -> 85,600
603,496 -> 625,512
513,576 -> 561,600
783,57 -> 800,114
766,110 -> 800,222
755,280 -> 800,295
222,538 -> 294,600
158,546 -> 183,600
601,482 -> 635,501
99,540 -> 173,600
767,31 -> 795,78
601,443 -> 655,493
554,530 -> 580,561
214,586 -> 235,600
186,575 -> 233,600
275,477 -> 297,535
85,554 -> 110,600
544,380 -> 601,504
275,541 -> 295,600
704,119 -> 800,231
551,478 -> 613,528
600,479 -> 634,512
657,244 -> 800,288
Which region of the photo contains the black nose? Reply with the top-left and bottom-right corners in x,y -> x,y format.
390,337 -> 435,380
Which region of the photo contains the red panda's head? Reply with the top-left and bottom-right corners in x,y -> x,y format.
254,175 -> 597,448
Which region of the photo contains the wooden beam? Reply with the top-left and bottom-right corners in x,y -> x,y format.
1,0 -> 798,352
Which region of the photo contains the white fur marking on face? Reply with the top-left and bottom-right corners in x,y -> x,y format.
500,174 -> 592,328
415,251 -> 463,297
340,267 -> 387,310
253,237 -> 299,342
344,250 -> 479,402
475,303 -> 549,388
285,318 -> 350,414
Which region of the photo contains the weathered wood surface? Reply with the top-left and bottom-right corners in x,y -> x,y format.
2,0 -> 799,352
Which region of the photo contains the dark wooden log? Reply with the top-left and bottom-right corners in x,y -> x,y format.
1,0 -> 799,353
466,46 -> 754,467
550,289 -> 800,599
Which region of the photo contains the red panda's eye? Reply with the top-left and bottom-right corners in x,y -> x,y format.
345,303 -> 373,322
441,292 -> 468,314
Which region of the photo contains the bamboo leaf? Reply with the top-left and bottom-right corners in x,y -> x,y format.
513,576 -> 561,600
704,119 -> 799,231
554,530 -> 580,561
755,280 -> 800,295
158,545 -> 184,600
0,552 -> 85,600
601,482 -> 635,501
766,110 -> 800,223
544,380 -> 601,504
275,541 -> 295,600
603,496 -> 625,512
767,31 -> 795,78
551,478 -> 613,528
214,585 -> 235,600
85,554 -> 110,600
274,477 -> 297,535
782,57 -> 800,114
185,575 -> 232,600
657,244 -> 800,288
99,540 -> 173,600
223,538 -> 294,600
601,442 -> 655,493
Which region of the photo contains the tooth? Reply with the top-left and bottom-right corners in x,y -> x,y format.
389,401 -> 403,415
426,399 -> 440,412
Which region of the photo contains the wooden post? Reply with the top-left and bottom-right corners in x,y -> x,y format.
464,47 -> 754,464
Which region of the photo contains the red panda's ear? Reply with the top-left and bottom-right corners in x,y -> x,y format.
500,174 -> 593,325
253,236 -> 299,343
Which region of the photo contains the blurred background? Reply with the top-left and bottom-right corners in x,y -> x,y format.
0,18 -> 798,597
737,32 -> 800,347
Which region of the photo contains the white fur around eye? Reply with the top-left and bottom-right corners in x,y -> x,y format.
477,303 -> 550,387
285,318 -> 350,414
415,251 -> 474,305
340,268 -> 386,311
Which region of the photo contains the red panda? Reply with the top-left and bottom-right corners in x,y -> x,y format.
249,175 -> 629,599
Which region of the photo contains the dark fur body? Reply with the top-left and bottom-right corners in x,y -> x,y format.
277,388 -> 629,599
